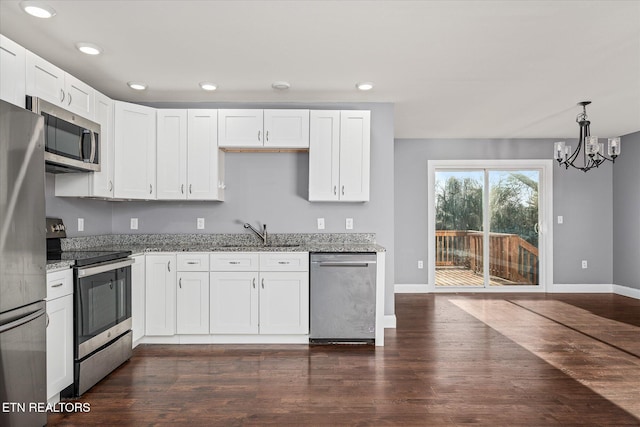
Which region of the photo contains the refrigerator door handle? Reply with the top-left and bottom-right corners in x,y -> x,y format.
0,308 -> 46,334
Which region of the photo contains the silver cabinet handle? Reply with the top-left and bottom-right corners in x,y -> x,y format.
108,180 -> 113,192
229,261 -> 240,265
186,261 -> 198,265
68,93 -> 72,106
51,282 -> 63,288
333,186 -> 337,195
342,185 -> 345,196
252,278 -> 256,289
534,223 -> 540,234
258,130 -> 261,141
261,278 -> 264,289
266,130 -> 269,142
167,260 -> 171,272
150,184 -> 153,194
278,261 -> 290,265
46,313 -> 50,328
179,277 -> 182,289
0,308 -> 45,334
189,184 -> 192,194
181,184 -> 184,194
60,89 -> 65,103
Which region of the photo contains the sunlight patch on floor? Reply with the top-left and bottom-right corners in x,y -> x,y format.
449,298 -> 640,419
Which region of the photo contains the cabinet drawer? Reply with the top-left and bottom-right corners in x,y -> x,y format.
46,269 -> 73,300
210,252 -> 259,271
260,252 -> 309,272
177,253 -> 209,271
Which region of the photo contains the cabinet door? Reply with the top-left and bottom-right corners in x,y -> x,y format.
263,109 -> 309,148
210,272 -> 258,334
46,295 -> 73,400
309,110 -> 340,201
218,109 -> 263,147
177,272 -> 209,334
26,51 -> 65,106
156,110 -> 188,200
64,74 -> 94,120
187,109 -> 222,200
131,255 -> 146,346
339,111 -> 370,202
0,35 -> 26,108
114,101 -> 157,199
145,255 -> 176,336
259,272 -> 309,334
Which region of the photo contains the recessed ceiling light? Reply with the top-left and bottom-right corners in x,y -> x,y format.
356,82 -> 374,91
199,82 -> 217,91
127,82 -> 147,91
20,1 -> 56,18
76,42 -> 102,56
272,81 -> 291,90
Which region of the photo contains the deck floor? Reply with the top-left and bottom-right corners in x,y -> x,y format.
436,266 -> 532,286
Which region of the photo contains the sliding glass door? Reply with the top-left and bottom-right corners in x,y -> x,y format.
430,160 -> 550,291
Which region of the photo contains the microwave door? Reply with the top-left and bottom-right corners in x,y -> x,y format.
55,117 -> 84,161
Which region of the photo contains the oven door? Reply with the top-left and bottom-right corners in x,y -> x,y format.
75,259 -> 132,360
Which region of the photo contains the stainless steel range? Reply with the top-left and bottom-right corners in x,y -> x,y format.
46,218 -> 133,397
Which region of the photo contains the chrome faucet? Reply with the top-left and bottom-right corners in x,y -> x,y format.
243,223 -> 267,245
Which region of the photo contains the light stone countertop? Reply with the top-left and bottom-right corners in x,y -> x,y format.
46,233 -> 384,271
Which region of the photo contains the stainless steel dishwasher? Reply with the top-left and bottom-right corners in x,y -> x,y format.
310,253 -> 377,344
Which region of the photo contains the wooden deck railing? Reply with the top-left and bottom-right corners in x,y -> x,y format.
435,230 -> 539,284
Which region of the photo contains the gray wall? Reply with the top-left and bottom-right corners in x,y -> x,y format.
45,173 -> 113,235
613,131 -> 640,290
107,102 -> 397,314
394,138 -> 614,286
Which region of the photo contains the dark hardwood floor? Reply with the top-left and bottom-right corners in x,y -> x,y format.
48,293 -> 640,426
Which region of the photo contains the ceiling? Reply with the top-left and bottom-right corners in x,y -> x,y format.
1,0 -> 639,139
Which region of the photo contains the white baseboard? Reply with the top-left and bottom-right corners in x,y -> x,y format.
395,284 -> 429,293
548,283 -> 613,293
613,284 -> 640,299
384,314 -> 397,329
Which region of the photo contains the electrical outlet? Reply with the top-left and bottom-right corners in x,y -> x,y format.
317,218 -> 325,230
345,218 -> 354,230
581,260 -> 588,269
77,218 -> 84,232
130,218 -> 138,230
558,216 -> 564,224
197,218 -> 205,230
418,260 -> 424,269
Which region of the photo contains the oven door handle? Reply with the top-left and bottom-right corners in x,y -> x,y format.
77,258 -> 134,278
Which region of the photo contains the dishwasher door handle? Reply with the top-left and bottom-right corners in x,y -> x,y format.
313,261 -> 376,267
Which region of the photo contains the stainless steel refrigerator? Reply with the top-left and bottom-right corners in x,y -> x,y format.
0,99 -> 47,427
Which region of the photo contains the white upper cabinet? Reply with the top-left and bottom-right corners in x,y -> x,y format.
263,109 -> 310,148
0,35 -> 26,108
187,109 -> 224,200
156,109 -> 224,201
156,110 -> 188,200
55,91 -> 115,198
218,109 -> 309,149
114,101 -> 157,199
26,51 -> 94,119
309,110 -> 370,202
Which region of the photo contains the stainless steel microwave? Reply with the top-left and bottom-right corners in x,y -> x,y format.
27,96 -> 100,173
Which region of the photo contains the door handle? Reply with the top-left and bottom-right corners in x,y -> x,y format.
253,278 -> 256,289
534,223 -> 540,234
179,278 -> 182,289
181,184 -> 184,194
266,130 -> 269,142
68,93 -> 72,106
189,184 -> 192,194
167,260 -> 171,272
261,278 -> 264,289
258,130 -> 261,141
0,309 -> 45,333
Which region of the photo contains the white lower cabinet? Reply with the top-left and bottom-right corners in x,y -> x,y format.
210,271 -> 259,334
45,269 -> 73,402
145,254 -> 176,336
177,272 -> 209,334
131,255 -> 146,346
209,252 -> 309,335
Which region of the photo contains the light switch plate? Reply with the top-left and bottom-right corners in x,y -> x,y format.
130,218 -> 138,230
558,216 -> 564,224
418,260 -> 424,269
317,218 -> 325,230
345,218 -> 354,230
197,218 -> 205,230
77,218 -> 84,232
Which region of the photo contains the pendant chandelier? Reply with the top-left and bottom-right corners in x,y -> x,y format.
554,101 -> 621,172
